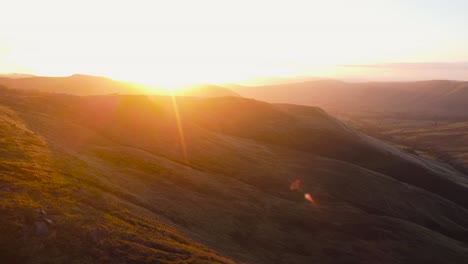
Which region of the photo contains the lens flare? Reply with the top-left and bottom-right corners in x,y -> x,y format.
170,92 -> 188,163
290,179 -> 317,206
304,193 -> 316,205
290,179 -> 301,191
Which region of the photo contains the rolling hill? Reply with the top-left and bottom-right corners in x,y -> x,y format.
1,86 -> 468,263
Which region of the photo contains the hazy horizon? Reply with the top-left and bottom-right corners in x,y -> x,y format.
3,62 -> 468,87
2,0 -> 468,86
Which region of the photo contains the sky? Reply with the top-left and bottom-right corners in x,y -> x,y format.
1,0 -> 468,85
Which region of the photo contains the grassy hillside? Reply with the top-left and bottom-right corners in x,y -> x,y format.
1,88 -> 468,263
0,90 -> 235,264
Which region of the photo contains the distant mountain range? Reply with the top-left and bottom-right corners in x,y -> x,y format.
0,73 -> 36,79
0,74 -> 238,97
230,80 -> 468,120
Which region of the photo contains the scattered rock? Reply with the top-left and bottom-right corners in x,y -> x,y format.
34,221 -> 49,237
42,217 -> 53,225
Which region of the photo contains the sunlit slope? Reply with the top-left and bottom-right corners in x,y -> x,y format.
232,80 -> 468,120
1,89 -> 468,263
0,91 -> 234,263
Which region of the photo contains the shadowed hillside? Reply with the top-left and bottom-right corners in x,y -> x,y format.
1,88 -> 468,263
231,80 -> 468,182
